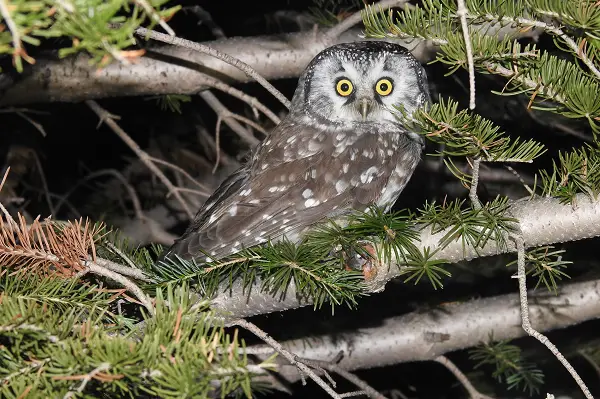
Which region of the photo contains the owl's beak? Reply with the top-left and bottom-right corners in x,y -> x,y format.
357,98 -> 374,121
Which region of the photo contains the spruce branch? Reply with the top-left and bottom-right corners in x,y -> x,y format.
206,194 -> 600,320
469,340 -> 544,395
324,0 -> 409,40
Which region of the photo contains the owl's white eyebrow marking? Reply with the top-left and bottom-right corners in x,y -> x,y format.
302,189 -> 313,198
304,198 -> 320,208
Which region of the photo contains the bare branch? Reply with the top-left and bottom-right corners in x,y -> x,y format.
434,356 -> 494,399
512,232 -> 593,399
0,29 -> 433,106
85,100 -> 195,219
457,0 -> 476,110
234,319 -> 343,399
134,27 -> 290,109
249,278 -> 600,380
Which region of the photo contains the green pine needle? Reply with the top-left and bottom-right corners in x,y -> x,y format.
470,339 -> 545,396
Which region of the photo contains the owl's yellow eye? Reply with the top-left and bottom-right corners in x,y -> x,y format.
336,79 -> 354,96
375,78 -> 393,96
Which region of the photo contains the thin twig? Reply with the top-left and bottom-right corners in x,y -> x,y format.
134,0 -> 175,36
300,357 -> 389,399
63,362 -> 111,398
457,0 -> 476,109
134,27 -> 291,109
55,169 -> 144,219
234,319 -> 343,399
31,151 -> 55,216
85,100 -> 195,219
85,259 -> 155,315
469,158 -> 482,210
434,356 -> 494,399
512,232 -> 593,399
213,115 -> 223,173
504,165 -> 534,196
200,91 -> 260,146
503,15 -> 600,81
200,74 -> 281,124
325,0 -> 409,40
0,0 -> 25,68
147,156 -> 211,193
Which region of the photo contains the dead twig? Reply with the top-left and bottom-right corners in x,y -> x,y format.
85,100 -> 195,220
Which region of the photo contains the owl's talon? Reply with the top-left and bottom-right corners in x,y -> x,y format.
341,242 -> 379,282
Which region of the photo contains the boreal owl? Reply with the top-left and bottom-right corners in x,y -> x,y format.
161,41 -> 430,263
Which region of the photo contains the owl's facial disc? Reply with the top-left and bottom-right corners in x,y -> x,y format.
297,42 -> 430,126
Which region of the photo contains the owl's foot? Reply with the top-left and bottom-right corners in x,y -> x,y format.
339,241 -> 380,282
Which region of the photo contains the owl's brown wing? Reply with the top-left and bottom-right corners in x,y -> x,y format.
163,120 -> 419,262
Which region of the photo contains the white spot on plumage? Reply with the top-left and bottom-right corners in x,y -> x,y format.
360,166 -> 379,184
342,163 -> 349,173
263,214 -> 273,220
302,189 -> 313,198
335,180 -> 349,194
228,205 -> 237,216
308,140 -> 321,151
249,199 -> 260,204
311,170 -> 317,178
286,136 -> 297,144
240,188 -> 252,196
208,213 -> 218,224
387,149 -> 394,156
305,198 -> 320,208
268,186 -> 279,193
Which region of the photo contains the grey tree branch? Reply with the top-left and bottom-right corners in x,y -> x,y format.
249,277 -> 600,381
0,29 -> 435,106
211,194 -> 600,321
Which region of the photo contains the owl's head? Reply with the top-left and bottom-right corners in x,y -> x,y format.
291,41 -> 430,125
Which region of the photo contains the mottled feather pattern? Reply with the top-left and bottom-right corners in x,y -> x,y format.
162,41 -> 430,263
